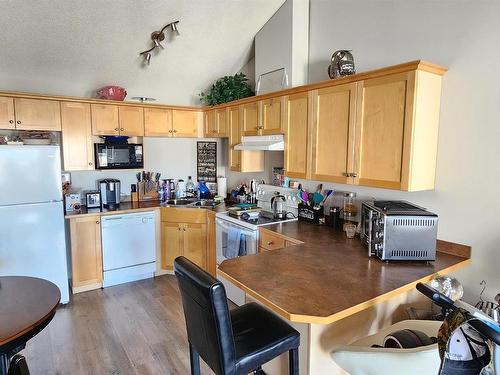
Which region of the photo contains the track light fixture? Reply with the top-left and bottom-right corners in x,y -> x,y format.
139,20 -> 180,65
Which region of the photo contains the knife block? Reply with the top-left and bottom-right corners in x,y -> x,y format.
137,181 -> 160,201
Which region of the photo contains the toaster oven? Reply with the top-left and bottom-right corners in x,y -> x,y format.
361,201 -> 438,261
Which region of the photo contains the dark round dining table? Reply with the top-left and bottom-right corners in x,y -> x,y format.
0,276 -> 60,375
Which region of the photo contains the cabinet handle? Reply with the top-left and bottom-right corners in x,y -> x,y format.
88,162 -> 93,166
114,128 -> 119,131
9,120 -> 14,124
267,241 -> 274,246
16,120 -> 21,124
351,173 -> 358,178
120,128 -> 124,131
168,130 -> 173,133
173,129 -> 177,133
342,172 -> 350,177
96,221 -> 100,224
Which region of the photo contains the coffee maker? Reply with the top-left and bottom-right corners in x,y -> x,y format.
98,178 -> 121,209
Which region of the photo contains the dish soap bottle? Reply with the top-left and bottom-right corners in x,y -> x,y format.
186,176 -> 196,198
198,180 -> 210,199
176,179 -> 186,199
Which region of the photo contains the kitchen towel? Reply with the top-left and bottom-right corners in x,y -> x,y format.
225,227 -> 241,259
217,177 -> 227,198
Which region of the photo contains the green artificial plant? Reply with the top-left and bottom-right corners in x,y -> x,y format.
200,73 -> 254,106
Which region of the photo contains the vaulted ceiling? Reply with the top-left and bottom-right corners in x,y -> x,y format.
0,0 -> 284,105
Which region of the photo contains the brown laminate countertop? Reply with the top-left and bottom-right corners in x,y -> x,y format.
218,221 -> 471,324
65,200 -> 228,219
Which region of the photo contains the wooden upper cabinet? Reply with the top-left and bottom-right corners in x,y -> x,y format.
14,98 -> 61,131
69,216 -> 102,292
260,97 -> 282,135
144,107 -> 172,136
91,104 -> 119,135
0,97 -> 15,129
118,106 -> 144,136
284,92 -> 309,179
310,84 -> 357,184
216,108 -> 228,137
354,73 -> 413,190
172,110 -> 201,137
61,102 -> 93,171
228,106 -> 241,171
241,102 -> 259,136
205,110 -> 217,136
183,223 -> 207,269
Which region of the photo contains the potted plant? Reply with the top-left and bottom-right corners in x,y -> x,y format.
200,73 -> 254,106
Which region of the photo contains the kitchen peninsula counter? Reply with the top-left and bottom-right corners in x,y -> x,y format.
219,220 -> 470,325
218,221 -> 471,374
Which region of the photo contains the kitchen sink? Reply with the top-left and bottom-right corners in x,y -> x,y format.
162,198 -> 221,208
164,199 -> 196,206
192,199 -> 221,208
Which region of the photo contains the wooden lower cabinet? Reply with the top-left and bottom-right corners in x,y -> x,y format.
258,228 -> 302,252
69,216 -> 102,293
160,208 -> 209,271
206,210 -> 216,276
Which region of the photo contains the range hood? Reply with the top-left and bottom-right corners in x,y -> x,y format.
234,135 -> 284,151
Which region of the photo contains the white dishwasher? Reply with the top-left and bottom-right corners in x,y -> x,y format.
101,211 -> 156,287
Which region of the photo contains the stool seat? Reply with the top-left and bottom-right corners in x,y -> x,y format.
174,256 -> 300,375
232,303 -> 300,374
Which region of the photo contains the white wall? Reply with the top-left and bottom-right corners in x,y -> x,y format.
307,0 -> 500,300
70,137 -> 225,195
255,0 -> 309,89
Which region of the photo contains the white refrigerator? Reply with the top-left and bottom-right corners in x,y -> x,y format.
0,145 -> 70,303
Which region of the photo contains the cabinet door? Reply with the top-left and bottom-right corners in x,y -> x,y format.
119,106 -> 144,136
14,98 -> 61,131
91,104 -> 119,135
205,110 -> 217,136
69,216 -> 102,292
310,84 -> 357,184
228,106 -> 241,171
161,222 -> 183,270
354,73 -> 413,190
182,223 -> 207,269
61,102 -> 93,171
0,97 -> 15,129
261,97 -> 282,135
284,92 -> 309,179
144,107 -> 173,136
206,211 -> 216,276
241,102 -> 259,136
216,108 -> 228,137
172,110 -> 201,137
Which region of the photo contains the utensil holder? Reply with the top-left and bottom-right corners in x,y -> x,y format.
298,203 -> 323,224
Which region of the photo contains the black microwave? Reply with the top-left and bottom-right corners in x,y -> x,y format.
94,143 -> 143,169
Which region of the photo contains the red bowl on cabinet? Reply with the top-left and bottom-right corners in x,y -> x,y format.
96,86 -> 127,101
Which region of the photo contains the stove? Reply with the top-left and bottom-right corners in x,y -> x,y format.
217,184 -> 299,230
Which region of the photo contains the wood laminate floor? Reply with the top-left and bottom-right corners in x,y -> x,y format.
22,275 -> 214,375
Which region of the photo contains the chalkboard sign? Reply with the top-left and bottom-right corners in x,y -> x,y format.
197,141 -> 217,182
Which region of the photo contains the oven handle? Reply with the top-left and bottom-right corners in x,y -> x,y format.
216,218 -> 258,238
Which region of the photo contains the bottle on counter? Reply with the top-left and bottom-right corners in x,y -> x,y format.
176,179 -> 186,199
198,180 -> 210,199
169,179 -> 176,199
186,176 -> 196,198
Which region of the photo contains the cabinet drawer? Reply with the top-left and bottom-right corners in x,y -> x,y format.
259,230 -> 285,251
161,207 -> 207,224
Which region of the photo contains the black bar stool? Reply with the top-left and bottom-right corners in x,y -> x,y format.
174,256 -> 300,375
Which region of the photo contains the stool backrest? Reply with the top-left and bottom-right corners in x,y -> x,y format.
174,256 -> 236,374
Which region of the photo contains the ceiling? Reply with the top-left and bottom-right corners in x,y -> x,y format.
0,0 -> 284,105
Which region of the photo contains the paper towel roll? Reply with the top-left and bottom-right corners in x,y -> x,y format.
217,177 -> 227,198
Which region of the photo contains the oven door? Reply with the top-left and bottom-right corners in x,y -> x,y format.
215,218 -> 258,265
95,144 -> 143,169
